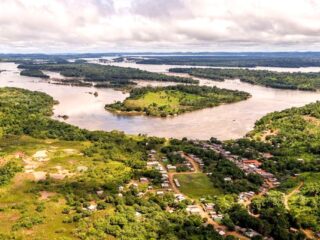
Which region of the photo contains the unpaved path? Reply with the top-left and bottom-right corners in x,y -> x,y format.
284,182 -> 303,210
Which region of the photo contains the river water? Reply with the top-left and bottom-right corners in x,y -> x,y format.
0,61 -> 320,140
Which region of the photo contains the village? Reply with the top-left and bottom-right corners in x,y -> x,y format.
125,140 -> 281,240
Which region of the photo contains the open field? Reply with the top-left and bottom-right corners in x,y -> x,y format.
175,173 -> 222,199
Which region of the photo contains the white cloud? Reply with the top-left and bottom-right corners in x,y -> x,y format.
0,0 -> 320,52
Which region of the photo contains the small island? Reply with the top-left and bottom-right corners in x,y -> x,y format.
105,85 -> 250,117
20,69 -> 49,79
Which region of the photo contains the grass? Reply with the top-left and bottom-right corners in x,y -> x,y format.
124,90 -> 202,115
176,173 -> 221,199
106,85 -> 250,117
0,135 -> 122,239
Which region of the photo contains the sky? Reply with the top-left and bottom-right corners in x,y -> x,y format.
1,0 -> 320,53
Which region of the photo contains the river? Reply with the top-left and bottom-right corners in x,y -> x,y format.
0,61 -> 320,140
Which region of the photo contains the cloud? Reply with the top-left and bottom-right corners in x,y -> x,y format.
1,0 -> 320,52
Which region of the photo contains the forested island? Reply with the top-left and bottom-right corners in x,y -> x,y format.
170,68 -> 320,91
17,63 -> 197,87
105,85 -> 250,117
20,69 -> 49,79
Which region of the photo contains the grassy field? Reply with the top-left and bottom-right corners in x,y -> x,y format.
106,85 -> 250,117
0,135 -> 122,239
175,173 -> 222,199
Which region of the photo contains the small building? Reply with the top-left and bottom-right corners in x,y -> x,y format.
204,203 -> 215,211
87,204 -> 97,211
174,178 -> 180,188
186,205 -> 201,215
166,165 -> 177,171
140,177 -> 149,183
161,183 -> 170,188
224,177 -> 232,182
96,190 -> 104,196
243,160 -> 262,167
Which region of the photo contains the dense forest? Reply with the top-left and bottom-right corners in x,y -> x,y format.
106,85 -> 250,117
20,69 -> 49,79
169,68 -> 320,91
17,63 -> 197,85
247,101 -> 320,175
133,55 -> 320,68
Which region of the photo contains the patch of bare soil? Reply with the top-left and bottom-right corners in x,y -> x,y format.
39,191 -> 56,200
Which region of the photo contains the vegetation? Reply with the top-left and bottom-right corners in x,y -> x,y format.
18,63 -> 197,86
169,67 -> 320,91
105,85 -> 250,117
176,173 -> 221,199
0,87 -> 224,239
132,53 -> 320,68
20,69 -> 49,78
247,101 -> 320,176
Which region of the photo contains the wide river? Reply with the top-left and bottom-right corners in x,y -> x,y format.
1,61 -> 320,140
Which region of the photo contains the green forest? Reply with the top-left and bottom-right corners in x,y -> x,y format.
17,63 -> 197,86
20,69 -> 50,79
170,68 -> 320,91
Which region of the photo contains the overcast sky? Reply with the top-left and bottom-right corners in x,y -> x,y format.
1,0 -> 320,53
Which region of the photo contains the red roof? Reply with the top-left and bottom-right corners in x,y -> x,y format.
243,160 -> 262,166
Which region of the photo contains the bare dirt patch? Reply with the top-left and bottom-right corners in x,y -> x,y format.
260,129 -> 279,141
33,150 -> 49,162
302,115 -> 320,126
39,191 -> 56,200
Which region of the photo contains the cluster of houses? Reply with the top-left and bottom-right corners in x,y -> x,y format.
146,150 -> 171,191
196,141 -> 280,201
203,202 -> 224,221
185,153 -> 204,169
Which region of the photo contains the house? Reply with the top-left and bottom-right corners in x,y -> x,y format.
186,205 -> 200,215
167,164 -> 177,171
140,177 -> 149,183
174,194 -> 185,202
174,178 -> 180,188
212,214 -> 223,221
96,190 -> 104,196
137,192 -> 144,197
161,183 -> 170,188
118,186 -> 124,192
224,177 -> 232,182
243,160 -> 262,167
245,229 -> 260,238
87,204 -> 97,211
204,203 -> 215,211
156,191 -> 164,195
147,161 -> 159,167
